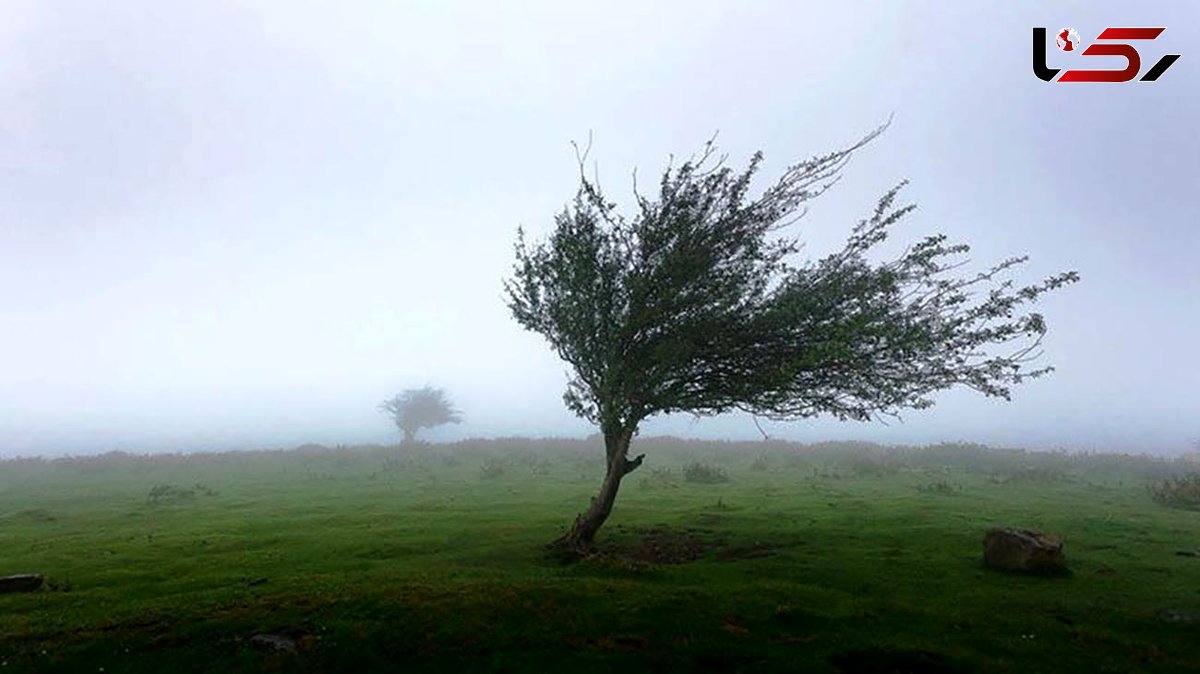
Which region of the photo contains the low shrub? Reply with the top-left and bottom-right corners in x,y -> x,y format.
479,457 -> 509,479
1148,472 -> 1200,510
147,483 -> 215,505
683,462 -> 730,484
846,458 -> 900,477
991,466 -> 1069,484
639,466 -> 678,489
917,479 -> 962,495
148,482 -> 193,503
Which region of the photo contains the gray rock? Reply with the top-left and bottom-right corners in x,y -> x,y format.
0,574 -> 44,593
983,528 -> 1068,575
249,634 -> 297,653
1157,609 -> 1197,623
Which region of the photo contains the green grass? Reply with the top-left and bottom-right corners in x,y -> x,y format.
1,440 -> 1198,673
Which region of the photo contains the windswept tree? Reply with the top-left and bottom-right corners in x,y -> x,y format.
379,386 -> 462,443
505,127 -> 1078,554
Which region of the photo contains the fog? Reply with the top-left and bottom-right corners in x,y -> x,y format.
1,1 -> 1197,456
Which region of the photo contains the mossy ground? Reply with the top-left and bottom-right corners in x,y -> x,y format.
1,439 -> 1198,672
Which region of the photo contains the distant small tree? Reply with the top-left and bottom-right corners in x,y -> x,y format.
379,386 -> 462,443
505,127 -> 1079,554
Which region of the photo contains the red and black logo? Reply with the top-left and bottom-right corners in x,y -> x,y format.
1033,27 -> 1180,82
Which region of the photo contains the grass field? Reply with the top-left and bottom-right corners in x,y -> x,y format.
2,438 -> 1199,673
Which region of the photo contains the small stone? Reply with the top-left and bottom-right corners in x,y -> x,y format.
249,634 -> 297,653
1156,609 -> 1196,624
0,574 -> 44,593
1174,549 -> 1200,558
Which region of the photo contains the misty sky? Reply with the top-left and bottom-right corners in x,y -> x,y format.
1,1 -> 1197,456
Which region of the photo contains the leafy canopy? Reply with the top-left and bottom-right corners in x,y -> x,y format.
505,128 -> 1078,433
379,386 -> 462,438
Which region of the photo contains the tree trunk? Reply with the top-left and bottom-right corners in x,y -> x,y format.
402,427 -> 416,444
551,425 -> 644,556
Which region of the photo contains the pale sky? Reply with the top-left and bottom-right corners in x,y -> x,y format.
1,1 -> 1197,456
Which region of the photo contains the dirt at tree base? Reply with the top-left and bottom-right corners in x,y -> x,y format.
589,526 -> 786,565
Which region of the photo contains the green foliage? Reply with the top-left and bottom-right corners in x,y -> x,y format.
479,457 -> 509,479
1149,472 -> 1200,510
505,128 -> 1078,434
378,386 -> 462,442
917,479 -> 962,495
846,455 -> 903,478
990,465 -> 1070,484
146,482 -> 217,505
683,461 -> 730,484
638,466 -> 679,490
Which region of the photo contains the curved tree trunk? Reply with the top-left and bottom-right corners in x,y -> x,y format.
402,427 -> 416,444
551,425 -> 644,556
